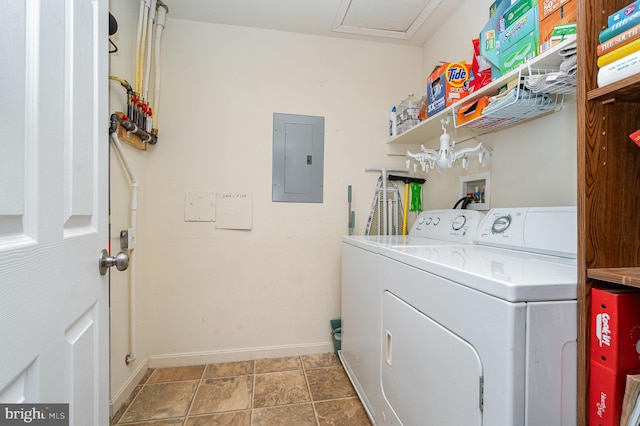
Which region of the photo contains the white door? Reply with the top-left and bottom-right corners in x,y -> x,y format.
0,0 -> 109,424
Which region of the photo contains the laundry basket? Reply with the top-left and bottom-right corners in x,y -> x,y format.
330,318 -> 342,355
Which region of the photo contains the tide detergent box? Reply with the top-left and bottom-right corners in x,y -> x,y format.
481,0 -> 512,79
591,287 -> 640,372
426,62 -> 471,116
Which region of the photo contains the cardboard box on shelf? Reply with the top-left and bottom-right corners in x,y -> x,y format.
500,30 -> 539,74
426,62 -> 471,117
481,0 -> 512,79
499,0 -> 539,56
539,0 -> 577,52
456,96 -> 490,126
539,0 -> 573,20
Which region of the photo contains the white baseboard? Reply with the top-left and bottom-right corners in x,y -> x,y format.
109,356 -> 150,419
148,341 -> 334,369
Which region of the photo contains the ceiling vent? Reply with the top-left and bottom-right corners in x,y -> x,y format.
332,0 -> 443,40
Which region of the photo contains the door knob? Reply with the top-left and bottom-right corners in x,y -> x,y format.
99,249 -> 129,275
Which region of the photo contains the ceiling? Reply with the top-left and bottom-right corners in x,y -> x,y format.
167,0 -> 465,47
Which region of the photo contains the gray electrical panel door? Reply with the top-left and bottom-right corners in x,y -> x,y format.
272,113 -> 324,203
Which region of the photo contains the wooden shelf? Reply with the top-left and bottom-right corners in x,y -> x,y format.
577,1 -> 640,423
388,37 -> 577,145
588,268 -> 640,287
587,73 -> 640,103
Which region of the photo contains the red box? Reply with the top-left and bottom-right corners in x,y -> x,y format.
589,361 -> 640,426
590,287 -> 640,371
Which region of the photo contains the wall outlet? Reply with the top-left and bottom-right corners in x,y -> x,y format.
120,228 -> 136,250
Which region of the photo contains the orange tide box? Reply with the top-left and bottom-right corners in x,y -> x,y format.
590,287 -> 640,372
426,62 -> 471,117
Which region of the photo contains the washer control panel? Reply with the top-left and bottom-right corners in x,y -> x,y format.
474,206 -> 577,257
410,210 -> 485,244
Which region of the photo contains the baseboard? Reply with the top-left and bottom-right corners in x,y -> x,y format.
148,341 -> 334,369
109,356 -> 150,419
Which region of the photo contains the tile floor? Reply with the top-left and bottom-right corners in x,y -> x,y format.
110,353 -> 372,425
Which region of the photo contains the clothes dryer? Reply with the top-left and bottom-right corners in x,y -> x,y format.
340,209 -> 485,423
375,206 -> 577,425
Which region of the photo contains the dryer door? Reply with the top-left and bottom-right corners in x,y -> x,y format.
381,291 -> 483,426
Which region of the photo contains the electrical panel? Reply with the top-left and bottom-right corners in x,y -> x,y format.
272,113 -> 324,203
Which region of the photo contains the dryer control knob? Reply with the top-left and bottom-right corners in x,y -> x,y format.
452,215 -> 467,231
492,215 -> 512,234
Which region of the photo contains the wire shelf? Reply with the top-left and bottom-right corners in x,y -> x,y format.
453,67 -> 575,131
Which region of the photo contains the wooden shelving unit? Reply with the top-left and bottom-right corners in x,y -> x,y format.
577,0 -> 640,423
588,268 -> 640,287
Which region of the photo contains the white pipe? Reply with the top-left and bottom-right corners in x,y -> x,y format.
134,0 -> 147,93
137,0 -> 151,94
143,0 -> 157,101
109,132 -> 139,365
152,4 -> 168,126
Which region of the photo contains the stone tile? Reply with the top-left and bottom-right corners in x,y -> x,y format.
305,367 -> 356,401
252,403 -> 317,426
184,411 -> 251,426
315,398 -> 372,426
148,365 -> 206,383
203,361 -> 254,379
111,385 -> 143,425
189,376 -> 252,415
118,420 -> 184,426
253,370 -> 311,408
254,356 -> 301,374
301,352 -> 340,369
120,381 -> 198,423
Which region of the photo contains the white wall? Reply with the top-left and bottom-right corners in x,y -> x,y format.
139,21 -> 422,361
418,0 -> 577,209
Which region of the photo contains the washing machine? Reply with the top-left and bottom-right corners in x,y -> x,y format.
340,209 -> 485,423
375,206 -> 577,425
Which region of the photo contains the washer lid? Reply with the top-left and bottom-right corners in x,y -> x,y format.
342,234 -> 468,251
379,244 -> 577,302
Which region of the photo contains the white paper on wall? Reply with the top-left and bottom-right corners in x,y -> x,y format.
185,191 -> 216,222
215,193 -> 252,230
